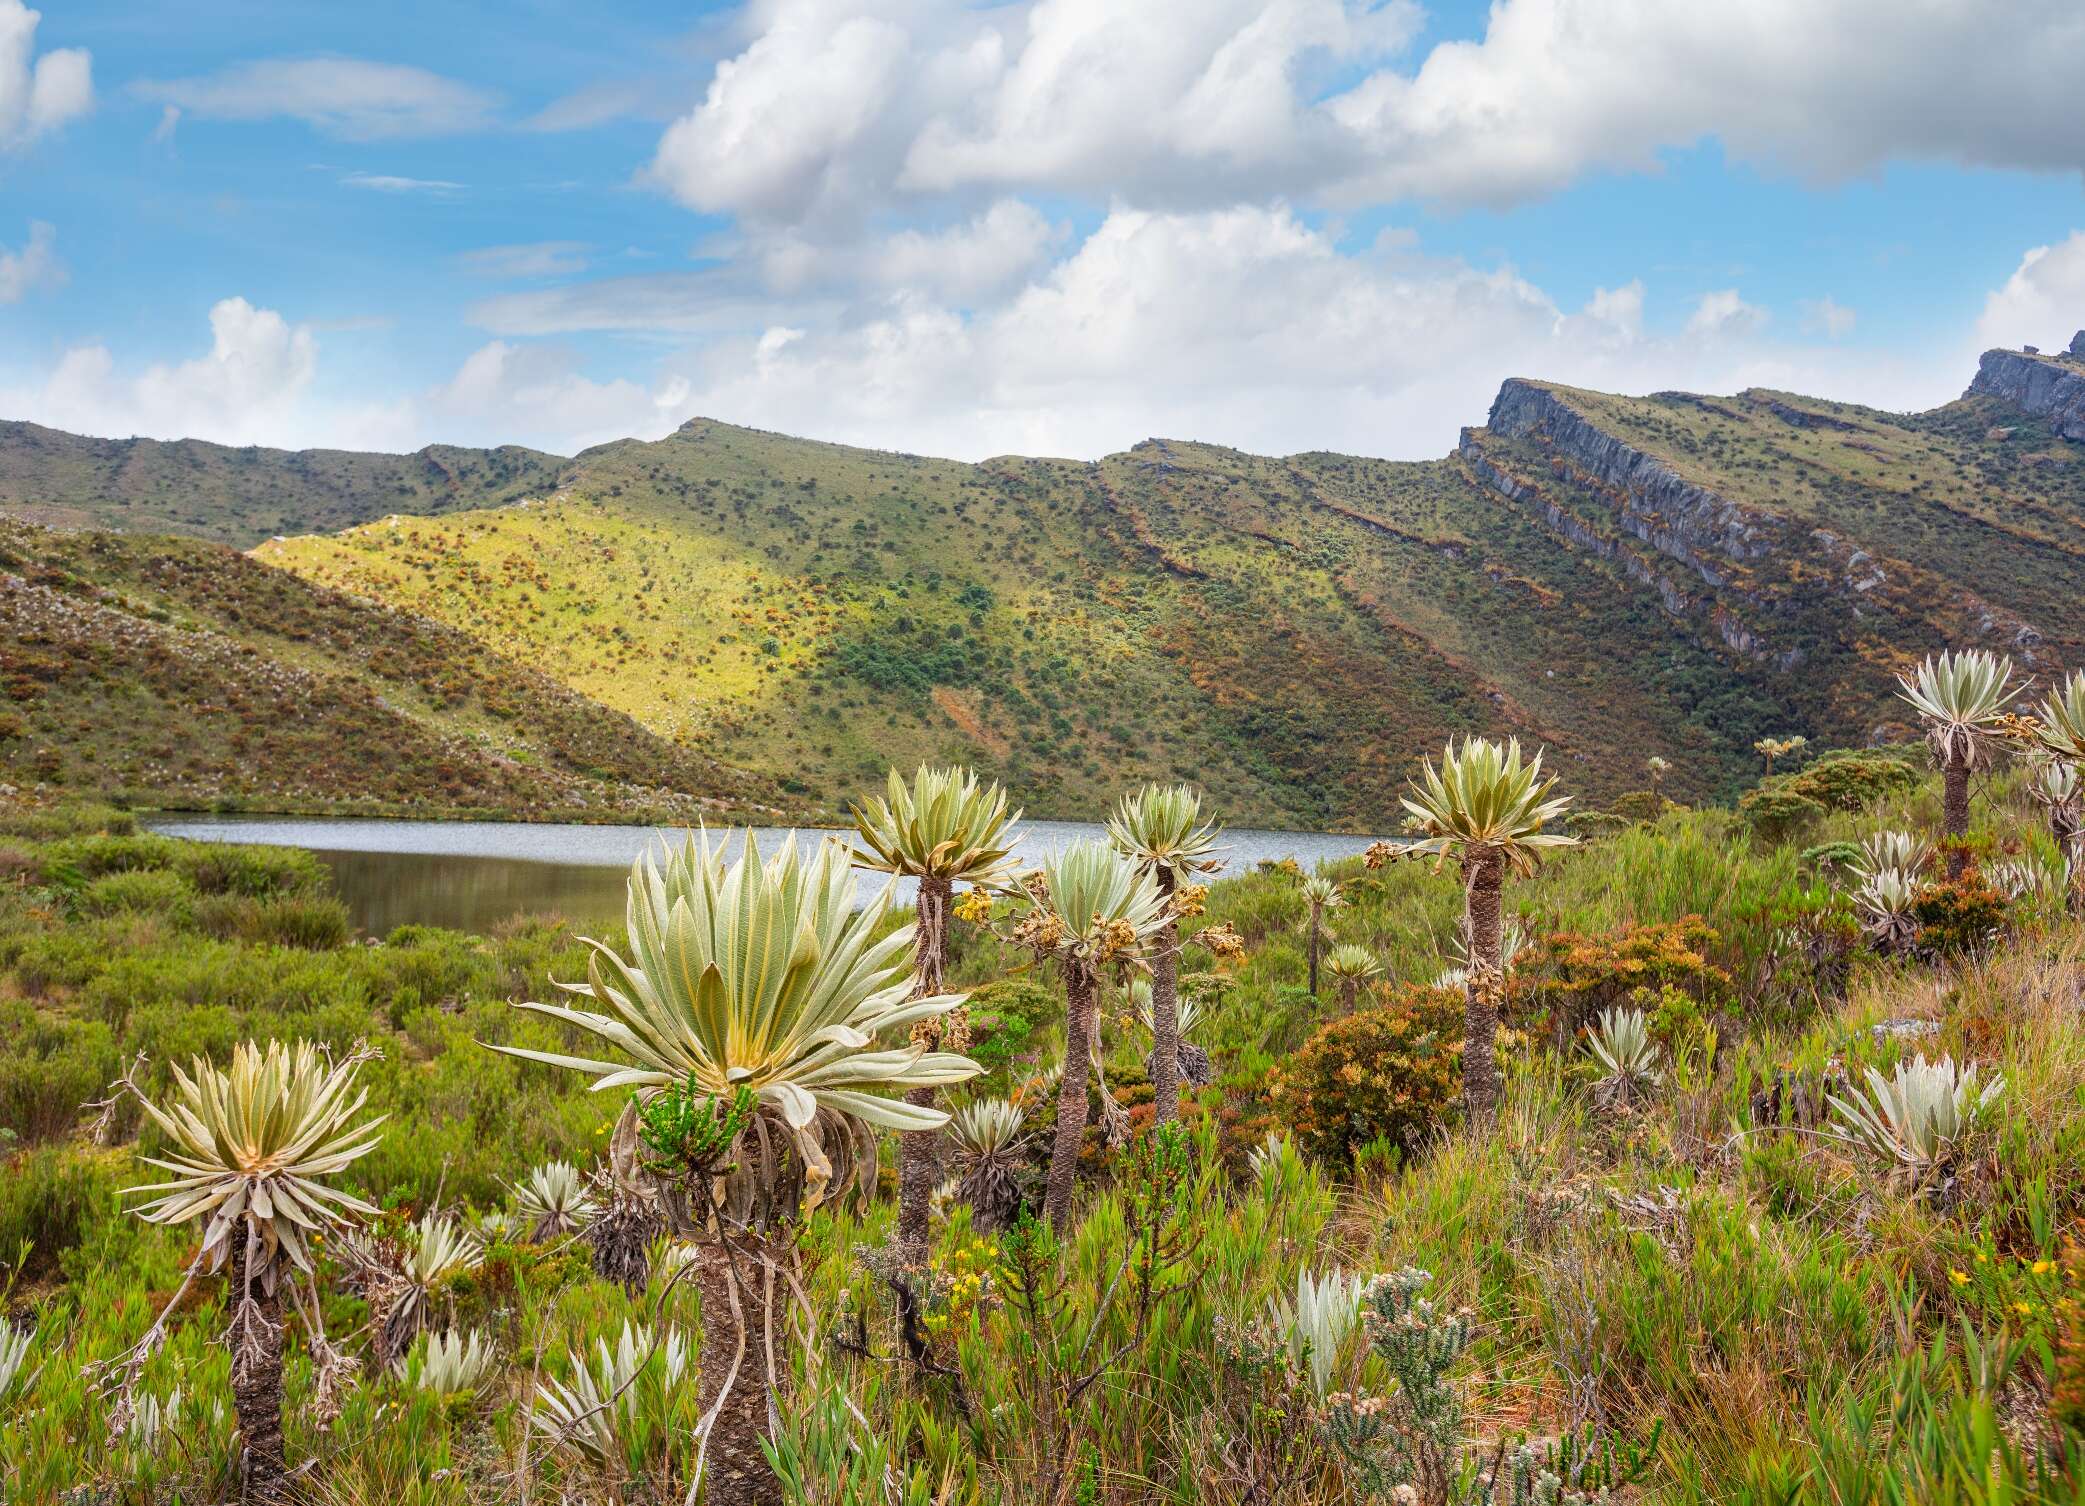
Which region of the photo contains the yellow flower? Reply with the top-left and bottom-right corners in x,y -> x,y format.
1949,1270 -> 1970,1286
2032,1260 -> 2055,1275
1974,1250 -> 1988,1264
2013,1301 -> 2033,1315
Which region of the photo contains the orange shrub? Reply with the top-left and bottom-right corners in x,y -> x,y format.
1270,985 -> 1463,1167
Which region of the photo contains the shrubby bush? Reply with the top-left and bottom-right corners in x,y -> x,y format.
0,999 -> 118,1143
1739,785 -> 1828,843
0,1144 -> 121,1281
1524,916 -> 1730,1043
1270,984 -> 1462,1165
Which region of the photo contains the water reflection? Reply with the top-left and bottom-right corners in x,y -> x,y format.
146,815 -> 1393,936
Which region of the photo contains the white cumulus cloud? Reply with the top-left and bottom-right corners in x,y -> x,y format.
1685,289 -> 1767,340
0,218 -> 62,301
1976,232 -> 2085,354
2,297 -> 318,446
643,0 -> 2085,229
0,0 -> 90,149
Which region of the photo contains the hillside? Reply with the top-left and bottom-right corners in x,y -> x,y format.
6,341 -> 2082,826
241,344 -> 2083,824
0,519 -> 786,820
0,420 -> 567,547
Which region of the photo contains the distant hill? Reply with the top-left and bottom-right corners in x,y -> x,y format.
0,421 -> 568,547
0,519 -> 787,821
9,340 -> 2085,826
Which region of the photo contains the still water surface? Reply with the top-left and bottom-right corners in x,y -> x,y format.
145,815 -> 1390,936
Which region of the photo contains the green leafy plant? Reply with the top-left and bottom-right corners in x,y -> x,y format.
117,1039 -> 383,1502
1012,839 -> 1166,1231
1268,1266 -> 1365,1398
948,1097 -> 1030,1233
510,1159 -> 597,1242
405,1327 -> 498,1396
485,828 -> 981,1498
851,764 -> 1020,1266
1828,1055 -> 2003,1183
1897,650 -> 2021,875
1403,737 -> 1573,1121
1585,1005 -> 1662,1108
1108,783 -> 1224,1124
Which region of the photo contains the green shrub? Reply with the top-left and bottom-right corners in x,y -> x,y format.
1777,748 -> 1922,812
0,1001 -> 119,1143
196,892 -> 351,949
963,977 -> 1060,1090
1738,786 -> 1827,843
1270,985 -> 1462,1165
42,833 -> 179,878
174,842 -> 327,898
0,1144 -> 121,1282
1566,810 -> 1633,841
0,800 -> 135,841
79,867 -> 193,921
1609,790 -> 1668,823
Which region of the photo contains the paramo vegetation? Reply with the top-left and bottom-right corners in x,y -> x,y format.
2,652 -> 2085,1502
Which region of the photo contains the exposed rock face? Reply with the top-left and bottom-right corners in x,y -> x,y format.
2072,330 -> 2085,358
1479,380 -> 1775,575
1458,378 -> 2048,673
1462,381 -> 1794,661
1966,348 -> 2085,440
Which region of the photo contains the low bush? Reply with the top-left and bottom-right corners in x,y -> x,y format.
79,867 -> 193,922
0,1001 -> 119,1144
173,842 -> 327,898
1739,785 -> 1827,843
1912,873 -> 2011,959
1524,916 -> 1730,1043
1271,984 -> 1462,1165
0,1144 -> 122,1282
195,892 -> 352,949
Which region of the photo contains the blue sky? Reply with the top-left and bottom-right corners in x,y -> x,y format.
2,0 -> 2083,461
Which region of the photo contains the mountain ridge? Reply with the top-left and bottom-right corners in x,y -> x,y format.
4,341 -> 2082,824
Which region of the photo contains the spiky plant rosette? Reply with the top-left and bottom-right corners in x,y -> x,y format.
1828,1054 -> 2004,1176
947,1098 -> 1030,1233
1298,874 -> 1345,926
1896,649 -> 2022,769
1586,1005 -> 1662,1107
849,764 -> 1021,884
1855,830 -> 1932,881
851,764 -> 1021,1049
1400,736 -> 1576,878
124,1039 -> 384,1289
488,829 -> 981,1226
1854,867 -> 1922,955
512,1159 -> 598,1242
1324,944 -> 1382,986
2028,757 -> 2081,816
1106,783 -> 1225,888
2033,669 -> 2085,763
1012,839 -> 1168,968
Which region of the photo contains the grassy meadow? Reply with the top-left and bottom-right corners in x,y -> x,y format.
1,736 -> 2083,1503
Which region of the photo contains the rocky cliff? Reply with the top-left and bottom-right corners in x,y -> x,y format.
1966,339 -> 2085,441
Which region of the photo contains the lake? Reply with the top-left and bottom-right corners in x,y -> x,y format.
144,815 -> 1393,936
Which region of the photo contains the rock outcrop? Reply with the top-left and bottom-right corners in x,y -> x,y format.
1966,346 -> 2085,440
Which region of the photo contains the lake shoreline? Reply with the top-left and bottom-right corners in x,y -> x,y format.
144,813 -> 1397,935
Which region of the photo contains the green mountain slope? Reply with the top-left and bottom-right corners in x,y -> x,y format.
0,420 -> 567,547
0,519 -> 784,819
11,343 -> 2084,826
